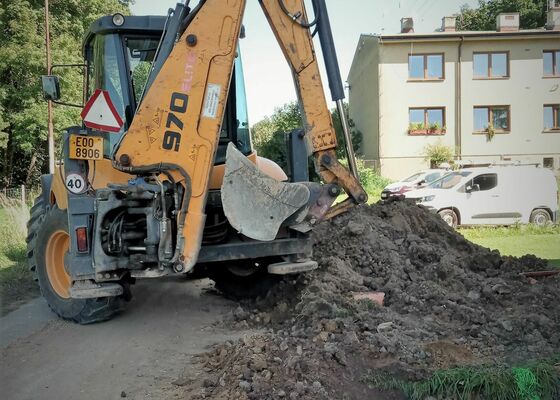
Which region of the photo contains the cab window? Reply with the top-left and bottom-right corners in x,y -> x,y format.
86,33 -> 129,155
87,34 -> 126,122
425,172 -> 442,183
430,171 -> 471,189
472,173 -> 498,191
462,173 -> 498,192
124,36 -> 159,105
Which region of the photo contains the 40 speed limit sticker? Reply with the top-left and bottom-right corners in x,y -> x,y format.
65,173 -> 87,194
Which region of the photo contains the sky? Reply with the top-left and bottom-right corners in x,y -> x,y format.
131,0 -> 479,124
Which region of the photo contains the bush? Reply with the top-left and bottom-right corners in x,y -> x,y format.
0,195 -> 28,269
341,158 -> 391,202
423,141 -> 454,168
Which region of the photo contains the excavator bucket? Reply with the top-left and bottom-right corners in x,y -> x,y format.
221,144 -> 310,241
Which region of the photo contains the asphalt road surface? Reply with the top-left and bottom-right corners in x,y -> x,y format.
0,278 -> 243,400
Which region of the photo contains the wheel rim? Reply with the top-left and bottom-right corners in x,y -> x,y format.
46,230 -> 71,298
441,214 -> 454,226
533,213 -> 547,226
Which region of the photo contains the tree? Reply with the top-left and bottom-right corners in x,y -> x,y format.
457,0 -> 548,31
251,101 -> 363,172
331,102 -> 362,159
251,102 -> 303,171
0,0 -> 130,187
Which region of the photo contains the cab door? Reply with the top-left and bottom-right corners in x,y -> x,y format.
460,173 -> 502,225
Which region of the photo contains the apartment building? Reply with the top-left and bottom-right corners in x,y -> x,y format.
347,5 -> 560,180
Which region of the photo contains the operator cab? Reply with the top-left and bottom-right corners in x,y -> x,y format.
82,14 -> 252,163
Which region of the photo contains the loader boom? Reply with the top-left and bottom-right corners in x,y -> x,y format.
115,0 -> 366,270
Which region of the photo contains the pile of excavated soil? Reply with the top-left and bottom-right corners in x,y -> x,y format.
183,200 -> 559,399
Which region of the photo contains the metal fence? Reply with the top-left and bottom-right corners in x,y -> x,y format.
1,185 -> 28,204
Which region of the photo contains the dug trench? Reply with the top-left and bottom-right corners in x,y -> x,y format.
176,199 -> 559,399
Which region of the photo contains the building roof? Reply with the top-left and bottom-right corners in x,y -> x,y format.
363,28 -> 559,42
346,28 -> 559,83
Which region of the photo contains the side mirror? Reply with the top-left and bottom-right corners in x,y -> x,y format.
41,75 -> 61,101
466,184 -> 480,193
417,179 -> 426,186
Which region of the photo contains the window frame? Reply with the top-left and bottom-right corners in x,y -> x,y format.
473,105 -> 511,134
408,107 -> 446,135
543,104 -> 560,132
472,51 -> 510,79
465,173 -> 498,192
543,50 -> 560,78
408,53 -> 445,81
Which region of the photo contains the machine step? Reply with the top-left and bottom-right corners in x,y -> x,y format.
267,260 -> 318,275
69,281 -> 124,299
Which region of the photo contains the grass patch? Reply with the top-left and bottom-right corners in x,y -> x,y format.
0,196 -> 39,315
365,359 -> 560,400
459,225 -> 560,267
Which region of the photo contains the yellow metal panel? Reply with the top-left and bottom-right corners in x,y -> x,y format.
115,0 -> 246,269
50,165 -> 68,210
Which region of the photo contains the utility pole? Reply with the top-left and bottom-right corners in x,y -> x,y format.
44,0 -> 55,174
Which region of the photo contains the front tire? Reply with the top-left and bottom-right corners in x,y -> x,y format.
27,199 -> 125,324
438,209 -> 458,228
529,209 -> 551,226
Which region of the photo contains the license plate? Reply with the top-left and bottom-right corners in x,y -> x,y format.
69,134 -> 103,160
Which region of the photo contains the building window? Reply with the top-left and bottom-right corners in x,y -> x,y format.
473,106 -> 510,132
473,52 -> 509,79
543,50 -> 560,77
408,54 -> 444,80
544,105 -> 560,131
408,107 -> 446,135
543,157 -> 554,169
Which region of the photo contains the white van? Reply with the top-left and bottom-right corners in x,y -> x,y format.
404,165 -> 558,227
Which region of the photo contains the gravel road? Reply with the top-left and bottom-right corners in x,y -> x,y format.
0,278 -> 242,400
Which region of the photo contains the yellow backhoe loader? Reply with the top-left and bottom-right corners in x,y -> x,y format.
30,0 -> 366,323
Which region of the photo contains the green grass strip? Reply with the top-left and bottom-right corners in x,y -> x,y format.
365,359 -> 560,400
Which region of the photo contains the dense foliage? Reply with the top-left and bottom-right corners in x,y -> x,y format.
0,0 -> 130,187
457,0 -> 548,30
251,101 -> 386,197
251,101 -> 362,172
423,141 -> 454,168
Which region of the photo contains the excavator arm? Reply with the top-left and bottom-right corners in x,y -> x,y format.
114,0 -> 366,271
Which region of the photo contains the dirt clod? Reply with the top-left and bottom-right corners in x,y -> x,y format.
186,201 -> 559,399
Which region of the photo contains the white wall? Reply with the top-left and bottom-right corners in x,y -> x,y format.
377,41 -> 458,180
348,34 -> 560,181
347,37 -> 380,161
460,38 -> 560,167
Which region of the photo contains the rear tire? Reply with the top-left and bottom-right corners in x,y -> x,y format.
438,209 -> 458,228
27,198 -> 125,324
208,260 -> 281,299
529,209 -> 551,226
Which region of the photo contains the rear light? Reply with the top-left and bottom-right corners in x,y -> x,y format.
76,227 -> 88,253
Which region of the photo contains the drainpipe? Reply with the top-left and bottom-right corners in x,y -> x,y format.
455,36 -> 464,160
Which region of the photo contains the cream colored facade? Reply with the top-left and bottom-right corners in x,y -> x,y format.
347,29 -> 560,180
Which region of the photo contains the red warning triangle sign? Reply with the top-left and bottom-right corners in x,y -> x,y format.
81,89 -> 124,133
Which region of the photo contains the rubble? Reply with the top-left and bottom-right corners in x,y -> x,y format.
184,200 -> 559,399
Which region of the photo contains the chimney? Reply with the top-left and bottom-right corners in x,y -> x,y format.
441,16 -> 457,32
400,17 -> 414,33
546,0 -> 560,30
496,13 -> 520,32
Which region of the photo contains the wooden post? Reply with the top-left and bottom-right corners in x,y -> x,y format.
21,184 -> 26,205
45,0 -> 55,174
